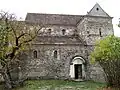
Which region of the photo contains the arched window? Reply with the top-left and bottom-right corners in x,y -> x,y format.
48,29 -> 51,35
99,28 -> 102,37
62,29 -> 66,35
54,50 -> 57,58
87,31 -> 89,34
33,50 -> 37,58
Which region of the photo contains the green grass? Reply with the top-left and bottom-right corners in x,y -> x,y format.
0,80 -> 106,90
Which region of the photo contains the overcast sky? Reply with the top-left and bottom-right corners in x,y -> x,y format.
0,0 -> 120,36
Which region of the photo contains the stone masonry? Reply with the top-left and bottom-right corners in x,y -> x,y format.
10,3 -> 114,82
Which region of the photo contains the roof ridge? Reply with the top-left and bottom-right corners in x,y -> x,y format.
27,12 -> 84,16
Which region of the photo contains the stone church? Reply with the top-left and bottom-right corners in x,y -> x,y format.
23,3 -> 114,82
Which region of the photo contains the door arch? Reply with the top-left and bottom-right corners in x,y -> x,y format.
69,57 -> 86,79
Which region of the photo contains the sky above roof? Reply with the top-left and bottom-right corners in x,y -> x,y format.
0,0 -> 120,36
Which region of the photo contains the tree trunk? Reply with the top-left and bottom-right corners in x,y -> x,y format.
2,68 -> 12,90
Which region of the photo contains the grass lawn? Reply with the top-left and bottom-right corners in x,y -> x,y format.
0,80 -> 106,90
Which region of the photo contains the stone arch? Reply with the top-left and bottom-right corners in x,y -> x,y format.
70,55 -> 86,65
69,56 -> 86,80
72,57 -> 85,63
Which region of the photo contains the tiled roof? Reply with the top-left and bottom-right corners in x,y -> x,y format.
25,13 -> 84,25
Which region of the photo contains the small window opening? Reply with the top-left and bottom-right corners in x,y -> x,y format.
33,50 -> 37,58
87,31 -> 89,34
48,29 -> 51,35
96,8 -> 99,11
62,29 -> 66,35
54,50 -> 57,58
99,28 -> 102,37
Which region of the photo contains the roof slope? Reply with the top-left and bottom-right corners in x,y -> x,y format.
25,13 -> 84,25
25,3 -> 112,25
87,3 -> 110,17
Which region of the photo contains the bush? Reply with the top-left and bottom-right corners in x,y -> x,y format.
90,35 -> 120,88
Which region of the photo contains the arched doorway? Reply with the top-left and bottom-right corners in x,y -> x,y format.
69,57 -> 86,80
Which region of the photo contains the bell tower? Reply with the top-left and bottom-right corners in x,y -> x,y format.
77,3 -> 114,46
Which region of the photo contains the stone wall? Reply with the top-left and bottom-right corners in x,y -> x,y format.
77,16 -> 113,82
38,25 -> 77,36
0,14 -> 114,82
25,44 -> 88,80
23,16 -> 114,82
89,63 -> 105,82
77,16 -> 113,45
84,45 -> 106,82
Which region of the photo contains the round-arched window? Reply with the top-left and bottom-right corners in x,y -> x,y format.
33,50 -> 37,58
54,50 -> 57,58
62,29 -> 66,35
99,28 -> 102,37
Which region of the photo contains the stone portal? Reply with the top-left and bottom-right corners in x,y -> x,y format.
69,57 -> 85,80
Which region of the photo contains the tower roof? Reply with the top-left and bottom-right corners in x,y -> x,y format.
87,3 -> 111,17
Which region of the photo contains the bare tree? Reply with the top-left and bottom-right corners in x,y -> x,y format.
0,11 -> 42,90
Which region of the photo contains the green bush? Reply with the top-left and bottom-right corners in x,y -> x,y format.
91,35 -> 120,88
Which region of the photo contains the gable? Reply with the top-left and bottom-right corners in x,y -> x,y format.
87,3 -> 110,17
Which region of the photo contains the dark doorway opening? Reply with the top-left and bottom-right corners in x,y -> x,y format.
74,64 -> 82,79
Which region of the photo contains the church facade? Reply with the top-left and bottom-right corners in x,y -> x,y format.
24,3 -> 114,82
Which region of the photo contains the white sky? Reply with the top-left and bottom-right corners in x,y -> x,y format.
0,0 -> 120,36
